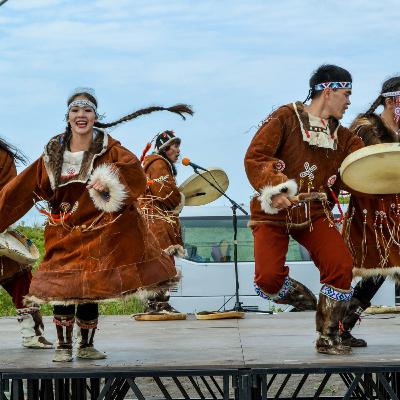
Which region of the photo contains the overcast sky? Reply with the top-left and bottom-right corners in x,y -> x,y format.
0,0 -> 399,222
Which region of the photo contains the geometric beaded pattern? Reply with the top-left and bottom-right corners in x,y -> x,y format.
320,284 -> 353,302
254,275 -> 291,301
314,81 -> 352,91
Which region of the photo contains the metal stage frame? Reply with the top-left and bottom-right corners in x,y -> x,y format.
2,313 -> 400,399
3,366 -> 400,399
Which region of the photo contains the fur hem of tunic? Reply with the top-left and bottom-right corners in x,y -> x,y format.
172,192 -> 185,215
258,179 -> 297,214
24,272 -> 182,305
88,164 -> 127,213
353,266 -> 400,282
164,244 -> 185,257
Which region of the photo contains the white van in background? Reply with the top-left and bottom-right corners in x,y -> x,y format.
169,206 -> 396,313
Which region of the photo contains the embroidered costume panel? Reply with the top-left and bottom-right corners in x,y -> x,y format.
244,102 -> 364,228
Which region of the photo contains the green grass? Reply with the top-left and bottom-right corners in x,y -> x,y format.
0,225 -> 144,317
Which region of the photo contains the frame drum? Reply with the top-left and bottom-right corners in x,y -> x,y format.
340,143 -> 400,194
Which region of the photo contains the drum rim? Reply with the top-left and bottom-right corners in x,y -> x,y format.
340,143 -> 400,176
0,229 -> 40,264
178,167 -> 229,190
178,167 -> 229,206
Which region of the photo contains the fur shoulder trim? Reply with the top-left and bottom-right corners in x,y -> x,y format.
88,164 -> 127,213
350,114 -> 375,131
350,113 -> 397,145
258,179 -> 297,214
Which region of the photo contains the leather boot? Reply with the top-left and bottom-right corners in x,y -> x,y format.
254,276 -> 317,311
76,318 -> 106,360
273,277 -> 317,311
17,306 -> 53,349
52,315 -> 74,362
340,297 -> 370,347
315,286 -> 352,355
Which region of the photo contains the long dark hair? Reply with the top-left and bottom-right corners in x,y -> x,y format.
158,147 -> 178,176
51,90 -> 193,188
365,76 -> 400,115
0,138 -> 28,166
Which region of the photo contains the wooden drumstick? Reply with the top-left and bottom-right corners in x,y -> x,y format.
289,192 -> 327,204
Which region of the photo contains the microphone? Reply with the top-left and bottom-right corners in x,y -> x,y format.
182,158 -> 208,171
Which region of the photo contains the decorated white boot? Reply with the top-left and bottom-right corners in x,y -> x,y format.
76,318 -> 106,360
17,306 -> 53,349
52,315 -> 74,362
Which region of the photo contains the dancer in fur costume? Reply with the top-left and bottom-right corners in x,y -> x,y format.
341,76 -> 400,347
0,141 -> 52,349
140,130 -> 186,313
0,88 -> 192,362
245,65 -> 364,355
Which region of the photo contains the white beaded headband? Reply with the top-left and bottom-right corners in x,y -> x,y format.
382,91 -> 400,98
68,99 -> 97,112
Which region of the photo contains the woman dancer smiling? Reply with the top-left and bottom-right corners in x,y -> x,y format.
0,88 -> 192,362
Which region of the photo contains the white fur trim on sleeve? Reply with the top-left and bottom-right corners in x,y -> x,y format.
258,179 -> 298,215
88,164 -> 127,213
172,192 -> 185,215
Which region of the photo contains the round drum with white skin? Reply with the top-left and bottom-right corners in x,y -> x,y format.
340,143 -> 400,194
0,229 -> 39,265
179,167 -> 229,206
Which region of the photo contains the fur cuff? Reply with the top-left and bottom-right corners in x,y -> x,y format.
88,164 -> 127,213
258,179 -> 297,214
172,192 -> 185,215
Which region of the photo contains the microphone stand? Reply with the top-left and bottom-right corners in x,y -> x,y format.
191,167 -> 248,312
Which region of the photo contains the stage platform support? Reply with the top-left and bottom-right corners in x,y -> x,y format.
1,313 -> 400,399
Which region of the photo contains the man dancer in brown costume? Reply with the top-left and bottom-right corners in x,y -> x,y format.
0,140 -> 52,349
245,64 -> 364,355
141,130 -> 185,313
341,76 -> 400,347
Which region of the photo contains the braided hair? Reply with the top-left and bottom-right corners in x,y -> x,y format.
158,147 -> 178,176
365,76 -> 400,115
94,104 -> 193,129
52,90 -> 193,189
0,138 -> 28,166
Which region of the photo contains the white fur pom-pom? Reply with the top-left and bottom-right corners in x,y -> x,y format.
258,179 -> 297,214
88,164 -> 127,213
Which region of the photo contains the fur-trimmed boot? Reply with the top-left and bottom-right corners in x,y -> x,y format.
145,290 -> 181,313
76,319 -> 106,360
17,306 -> 53,349
53,315 -> 74,362
255,276 -> 317,311
315,285 -> 352,355
340,297 -> 370,347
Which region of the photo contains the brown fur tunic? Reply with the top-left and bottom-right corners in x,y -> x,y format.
0,150 -> 30,285
244,102 -> 364,227
343,113 -> 400,280
140,154 -> 184,255
0,133 -> 178,304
